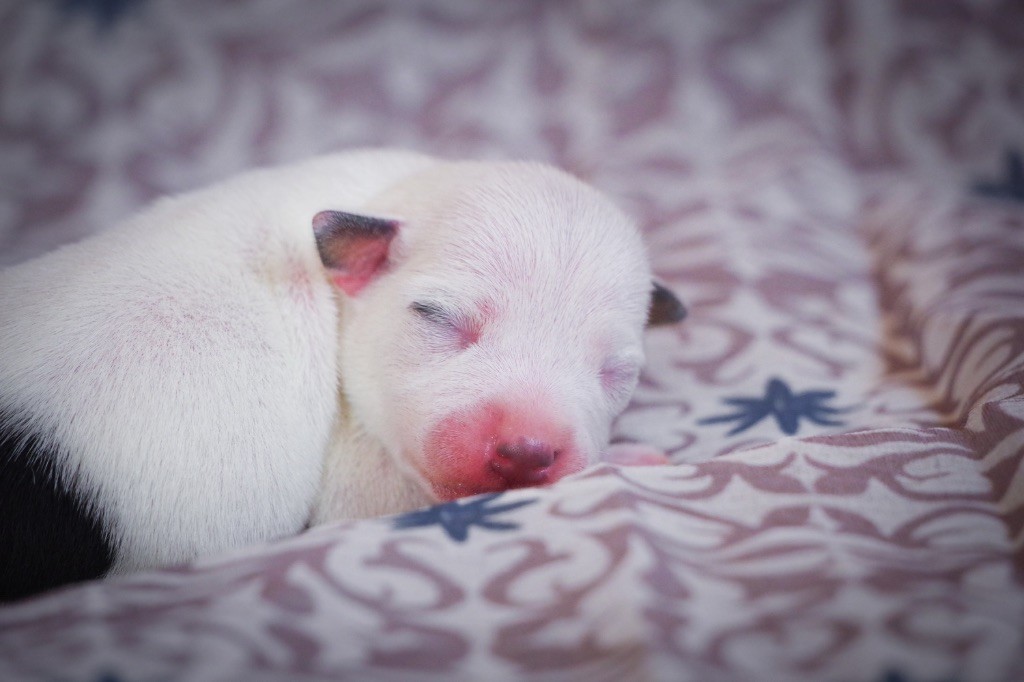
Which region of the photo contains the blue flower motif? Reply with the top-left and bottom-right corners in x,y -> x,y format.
698,377 -> 847,436
973,149 -> 1024,202
392,493 -> 537,542
57,0 -> 144,29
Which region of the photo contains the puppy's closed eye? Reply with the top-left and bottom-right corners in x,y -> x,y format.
410,301 -> 481,349
410,301 -> 451,325
600,357 -> 641,403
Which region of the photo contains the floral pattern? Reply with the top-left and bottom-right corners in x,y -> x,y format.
698,377 -> 848,435
392,493 -> 537,542
1,1 -> 1024,681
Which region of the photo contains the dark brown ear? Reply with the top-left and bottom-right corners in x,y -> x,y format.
647,281 -> 686,326
313,210 -> 400,296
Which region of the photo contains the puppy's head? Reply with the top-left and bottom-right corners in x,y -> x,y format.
315,161 -> 683,501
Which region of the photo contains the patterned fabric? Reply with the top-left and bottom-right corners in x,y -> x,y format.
1,1 -> 1023,680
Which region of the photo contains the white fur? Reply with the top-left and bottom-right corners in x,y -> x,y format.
0,149 -> 435,572
1,149 -> 657,573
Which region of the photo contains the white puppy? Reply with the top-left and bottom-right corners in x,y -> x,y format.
0,150 -> 683,601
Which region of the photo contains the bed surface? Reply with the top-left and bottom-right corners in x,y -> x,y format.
1,2 -> 1023,680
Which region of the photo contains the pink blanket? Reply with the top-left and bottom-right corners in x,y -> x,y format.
2,2 -> 1022,680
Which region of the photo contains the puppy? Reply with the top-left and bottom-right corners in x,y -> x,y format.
310,159 -> 685,521
0,150 -> 683,601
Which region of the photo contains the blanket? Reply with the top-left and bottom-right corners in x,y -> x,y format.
1,1 -> 1022,680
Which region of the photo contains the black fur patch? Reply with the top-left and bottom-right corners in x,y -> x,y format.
0,413 -> 113,602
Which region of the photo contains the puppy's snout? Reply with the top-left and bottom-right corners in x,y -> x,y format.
492,437 -> 559,484
423,396 -> 588,500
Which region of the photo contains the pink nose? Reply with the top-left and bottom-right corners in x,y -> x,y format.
490,437 -> 559,485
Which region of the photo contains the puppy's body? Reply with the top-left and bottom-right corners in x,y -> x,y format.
0,150 -> 679,601
0,150 -> 434,592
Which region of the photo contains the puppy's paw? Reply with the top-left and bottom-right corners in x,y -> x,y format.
604,443 -> 672,466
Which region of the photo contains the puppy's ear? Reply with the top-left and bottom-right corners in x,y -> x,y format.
313,210 -> 400,296
647,280 -> 686,326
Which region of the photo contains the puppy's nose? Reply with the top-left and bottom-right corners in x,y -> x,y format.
491,437 -> 558,485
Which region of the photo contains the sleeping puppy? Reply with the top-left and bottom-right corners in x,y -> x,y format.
0,150 -> 684,602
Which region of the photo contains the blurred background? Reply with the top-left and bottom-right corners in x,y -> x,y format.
1,0 -> 1021,266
